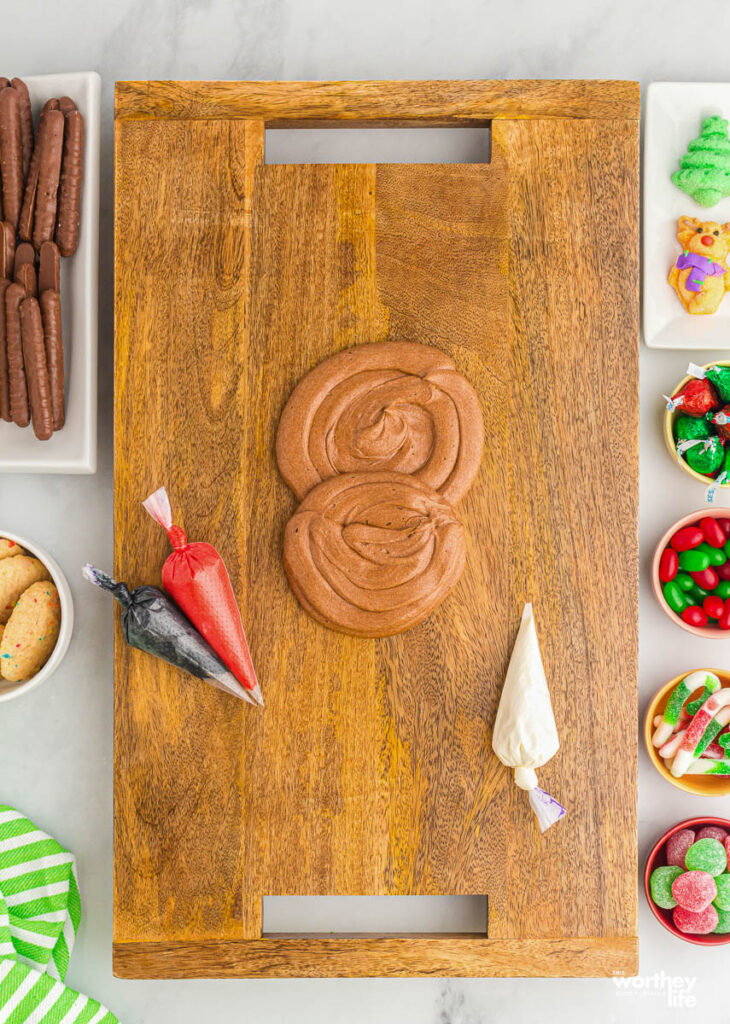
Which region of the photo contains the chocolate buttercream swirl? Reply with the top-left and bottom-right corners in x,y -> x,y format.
276,342 -> 483,504
283,471 -> 466,637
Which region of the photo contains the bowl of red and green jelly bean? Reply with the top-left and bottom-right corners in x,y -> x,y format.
653,510 -> 730,637
645,817 -> 730,945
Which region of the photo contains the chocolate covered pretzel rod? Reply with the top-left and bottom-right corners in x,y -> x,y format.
0,222 -> 14,279
0,86 -> 23,230
20,296 -> 52,440
0,83 -> 83,441
14,241 -> 36,297
13,238 -> 33,270
5,281 -> 28,427
38,241 -> 59,293
32,109 -> 64,250
15,261 -> 36,298
13,241 -> 34,276
0,279 -> 9,421
19,110 -> 44,241
11,78 -> 33,178
19,106 -> 60,243
55,108 -> 83,256
39,288 -> 64,430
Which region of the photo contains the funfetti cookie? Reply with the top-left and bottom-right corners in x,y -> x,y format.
0,555 -> 50,624
0,580 -> 60,681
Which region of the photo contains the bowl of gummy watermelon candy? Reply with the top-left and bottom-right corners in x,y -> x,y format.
644,669 -> 730,796
652,510 -> 730,636
645,817 -> 730,943
664,361 -> 730,486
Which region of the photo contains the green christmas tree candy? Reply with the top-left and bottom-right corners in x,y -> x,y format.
672,116 -> 730,206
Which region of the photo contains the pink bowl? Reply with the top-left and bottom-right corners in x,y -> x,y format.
644,817 -> 730,945
652,508 -> 730,638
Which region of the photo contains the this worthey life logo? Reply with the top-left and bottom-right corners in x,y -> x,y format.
613,971 -> 697,1008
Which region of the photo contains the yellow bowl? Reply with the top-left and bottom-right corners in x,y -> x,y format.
664,360 -> 730,486
644,669 -> 730,796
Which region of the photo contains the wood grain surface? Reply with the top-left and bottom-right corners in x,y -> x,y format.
113,935 -> 638,979
114,80 -> 639,977
115,79 -> 640,125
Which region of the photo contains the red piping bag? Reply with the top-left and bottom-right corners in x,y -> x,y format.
143,486 -> 263,706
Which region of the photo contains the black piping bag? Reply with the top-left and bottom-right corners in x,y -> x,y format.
83,565 -> 256,704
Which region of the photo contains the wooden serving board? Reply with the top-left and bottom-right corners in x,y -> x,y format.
113,80 -> 640,978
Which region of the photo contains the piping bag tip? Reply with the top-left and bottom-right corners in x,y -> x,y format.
248,682 -> 265,707
82,562 -> 108,586
82,563 -> 131,607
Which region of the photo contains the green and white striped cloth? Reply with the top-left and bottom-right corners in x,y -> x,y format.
0,805 -> 118,1024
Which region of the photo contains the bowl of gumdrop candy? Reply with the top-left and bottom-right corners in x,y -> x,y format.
643,669 -> 730,797
645,817 -> 730,944
664,361 -> 730,486
652,509 -> 730,637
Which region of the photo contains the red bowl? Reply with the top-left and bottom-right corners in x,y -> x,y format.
644,816 -> 730,945
652,509 -> 730,638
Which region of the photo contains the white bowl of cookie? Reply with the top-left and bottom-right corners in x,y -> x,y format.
0,530 -> 73,702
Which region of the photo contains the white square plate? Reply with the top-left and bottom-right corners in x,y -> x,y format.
644,82 -> 730,349
0,71 -> 100,472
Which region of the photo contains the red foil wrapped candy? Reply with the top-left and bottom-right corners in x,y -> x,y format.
672,378 -> 719,418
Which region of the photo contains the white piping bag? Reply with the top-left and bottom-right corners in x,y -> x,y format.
492,603 -> 566,833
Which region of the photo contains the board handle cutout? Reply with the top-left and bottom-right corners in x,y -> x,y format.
262,895 -> 488,937
265,125 -> 491,165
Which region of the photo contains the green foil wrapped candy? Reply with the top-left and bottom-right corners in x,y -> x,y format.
686,436 -> 724,475
706,365 -> 730,403
674,413 -> 712,443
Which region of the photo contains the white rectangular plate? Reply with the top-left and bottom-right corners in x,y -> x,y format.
644,82 -> 730,349
0,71 -> 100,472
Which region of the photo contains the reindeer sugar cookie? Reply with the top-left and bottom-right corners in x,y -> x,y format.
668,216 -> 730,315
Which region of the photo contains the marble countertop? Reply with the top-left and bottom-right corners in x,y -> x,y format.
4,0 -> 730,1020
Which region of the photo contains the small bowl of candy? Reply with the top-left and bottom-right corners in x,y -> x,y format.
644,669 -> 730,796
652,509 -> 730,636
664,361 -> 730,487
645,817 -> 730,944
